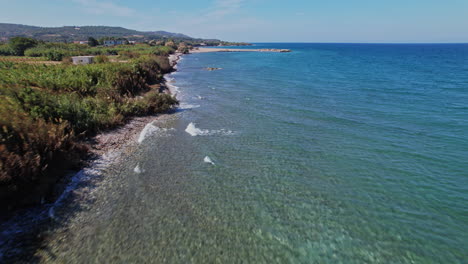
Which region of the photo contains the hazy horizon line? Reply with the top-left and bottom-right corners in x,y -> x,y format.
245,42 -> 468,44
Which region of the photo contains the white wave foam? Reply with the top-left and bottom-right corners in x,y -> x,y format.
134,164 -> 145,174
179,103 -> 200,110
185,122 -> 206,136
164,75 -> 180,94
166,83 -> 180,95
138,122 -> 174,143
138,122 -> 159,143
185,122 -> 234,137
204,156 -> 215,165
196,95 -> 205,100
48,152 -> 118,220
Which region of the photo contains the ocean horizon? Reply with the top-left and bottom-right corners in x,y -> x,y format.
33,43 -> 467,263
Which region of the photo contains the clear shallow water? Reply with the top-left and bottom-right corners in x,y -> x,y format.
42,44 -> 467,263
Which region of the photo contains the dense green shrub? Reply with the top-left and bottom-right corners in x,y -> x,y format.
118,51 -> 140,60
112,67 -> 148,96
0,99 -> 86,209
0,44 -> 15,56
135,56 -> 164,83
94,55 -> 110,63
88,37 -> 99,47
152,46 -> 175,56
9,37 -> 38,56
145,92 -> 179,113
151,55 -> 173,74
46,50 -> 67,61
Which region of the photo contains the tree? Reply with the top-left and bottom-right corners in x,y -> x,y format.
88,37 -> 99,47
9,37 -> 38,56
165,40 -> 177,49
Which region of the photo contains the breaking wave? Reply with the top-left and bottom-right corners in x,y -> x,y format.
204,156 -> 215,165
138,122 -> 174,143
134,164 -> 145,174
185,122 -> 234,136
179,103 -> 200,110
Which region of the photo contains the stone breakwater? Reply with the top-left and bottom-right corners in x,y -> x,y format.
191,48 -> 292,53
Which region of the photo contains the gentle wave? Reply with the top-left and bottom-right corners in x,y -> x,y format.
185,122 -> 234,136
164,75 -> 180,94
134,164 -> 145,174
178,103 -> 201,110
138,122 -> 174,143
204,156 -> 215,165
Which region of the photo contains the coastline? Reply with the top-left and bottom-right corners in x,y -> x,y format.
90,52 -> 182,155
0,52 -> 184,262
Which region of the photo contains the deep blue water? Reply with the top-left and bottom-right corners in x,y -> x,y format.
41,44 -> 468,263
170,43 -> 468,262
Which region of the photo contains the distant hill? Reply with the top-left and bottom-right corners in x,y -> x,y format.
0,23 -> 195,42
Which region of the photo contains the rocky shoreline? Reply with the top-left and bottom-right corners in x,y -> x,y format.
91,52 -> 182,156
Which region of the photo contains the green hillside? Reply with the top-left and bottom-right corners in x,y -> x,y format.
0,23 -> 194,42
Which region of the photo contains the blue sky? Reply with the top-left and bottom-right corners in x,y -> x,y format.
1,0 -> 468,42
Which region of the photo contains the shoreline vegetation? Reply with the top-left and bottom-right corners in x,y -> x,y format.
0,37 -> 187,215
0,37 -> 289,216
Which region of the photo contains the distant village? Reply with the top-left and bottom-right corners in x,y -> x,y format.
72,37 -> 212,47
73,39 -> 136,46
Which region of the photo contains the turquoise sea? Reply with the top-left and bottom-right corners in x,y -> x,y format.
39,44 -> 468,263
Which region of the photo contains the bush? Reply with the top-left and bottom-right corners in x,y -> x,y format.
112,68 -> 148,96
118,51 -> 140,60
152,55 -> 173,74
0,44 -> 15,56
94,55 -> 109,64
45,50 -> 67,61
88,37 -> 99,47
0,100 -> 86,209
62,56 -> 73,65
145,92 -> 179,113
9,37 -> 38,56
135,56 -> 163,83
120,91 -> 178,116
152,46 -> 175,56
